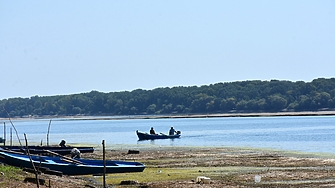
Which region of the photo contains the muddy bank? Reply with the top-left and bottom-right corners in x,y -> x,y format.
80,146 -> 335,187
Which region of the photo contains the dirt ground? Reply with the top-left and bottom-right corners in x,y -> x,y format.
87,146 -> 335,188
4,146 -> 335,188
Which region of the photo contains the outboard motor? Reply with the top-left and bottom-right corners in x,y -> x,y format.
176,131 -> 181,135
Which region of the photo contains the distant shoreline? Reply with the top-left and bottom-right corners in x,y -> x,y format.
1,110 -> 335,121
149,110 -> 335,119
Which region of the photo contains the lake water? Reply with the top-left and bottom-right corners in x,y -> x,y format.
1,116 -> 335,154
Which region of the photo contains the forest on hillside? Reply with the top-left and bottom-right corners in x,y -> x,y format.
1,78 -> 335,118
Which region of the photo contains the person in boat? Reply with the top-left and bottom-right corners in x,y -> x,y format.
59,139 -> 66,147
169,126 -> 176,135
150,127 -> 156,135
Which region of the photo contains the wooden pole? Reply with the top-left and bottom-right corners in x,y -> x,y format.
3,107 -> 22,146
24,133 -> 40,188
10,127 -> 12,147
43,150 -> 83,164
3,122 -> 5,146
47,119 -> 52,146
102,140 -> 106,188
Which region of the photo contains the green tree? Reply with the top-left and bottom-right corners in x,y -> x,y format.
236,100 -> 248,110
146,104 -> 157,114
267,95 -> 287,110
226,97 -> 236,110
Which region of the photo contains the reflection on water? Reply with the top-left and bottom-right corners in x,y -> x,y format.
1,116 -> 335,154
137,138 -> 178,147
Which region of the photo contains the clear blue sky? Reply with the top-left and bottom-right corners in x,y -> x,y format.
1,1 -> 334,100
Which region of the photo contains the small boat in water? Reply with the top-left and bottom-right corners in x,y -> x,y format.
136,130 -> 181,140
0,146 -> 94,155
0,151 -> 145,175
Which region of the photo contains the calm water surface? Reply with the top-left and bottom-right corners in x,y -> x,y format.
1,116 -> 335,154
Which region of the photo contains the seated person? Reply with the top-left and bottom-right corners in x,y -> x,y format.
169,126 -> 176,135
150,127 -> 156,134
59,139 -> 66,147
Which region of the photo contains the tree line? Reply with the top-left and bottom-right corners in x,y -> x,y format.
1,78 -> 335,118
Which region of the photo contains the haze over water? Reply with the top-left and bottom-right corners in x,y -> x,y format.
2,116 -> 335,154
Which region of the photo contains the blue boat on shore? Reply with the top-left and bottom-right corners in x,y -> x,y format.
136,130 -> 181,140
0,151 -> 145,175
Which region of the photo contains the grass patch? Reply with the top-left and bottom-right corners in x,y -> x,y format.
90,167 -> 204,185
0,164 -> 27,186
93,168 -> 200,185
90,166 -> 268,185
0,164 -> 22,178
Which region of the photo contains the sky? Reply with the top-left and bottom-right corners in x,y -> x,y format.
1,1 -> 334,100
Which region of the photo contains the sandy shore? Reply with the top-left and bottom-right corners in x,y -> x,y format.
158,110 -> 335,119
1,110 -> 335,121
62,110 -> 335,120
